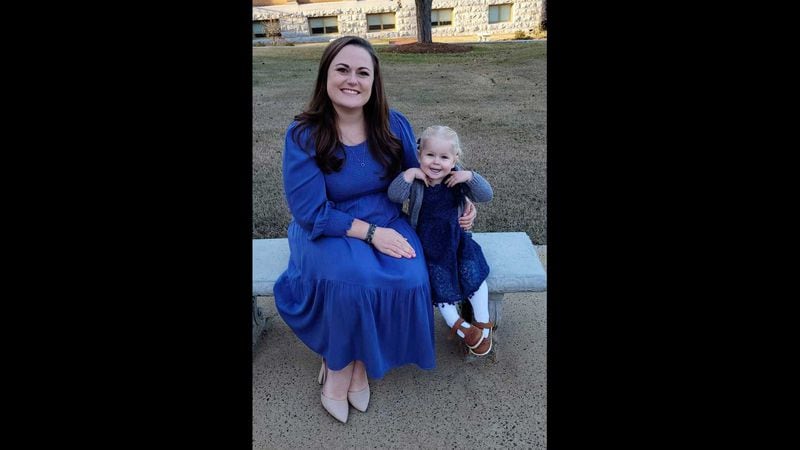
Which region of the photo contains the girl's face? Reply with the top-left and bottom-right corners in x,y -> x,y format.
326,45 -> 374,113
419,137 -> 457,185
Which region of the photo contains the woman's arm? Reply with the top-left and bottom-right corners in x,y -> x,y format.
389,109 -> 421,171
283,123 -> 416,258
282,124 -> 356,240
346,218 -> 416,258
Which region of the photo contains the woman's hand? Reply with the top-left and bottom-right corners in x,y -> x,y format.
371,227 -> 416,259
459,199 -> 477,231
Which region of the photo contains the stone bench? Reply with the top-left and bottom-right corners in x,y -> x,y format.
476,32 -> 491,42
253,232 -> 547,350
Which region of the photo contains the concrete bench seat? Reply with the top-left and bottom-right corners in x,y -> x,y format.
253,232 -> 546,349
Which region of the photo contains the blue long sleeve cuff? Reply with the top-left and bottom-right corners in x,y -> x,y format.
309,201 -> 355,240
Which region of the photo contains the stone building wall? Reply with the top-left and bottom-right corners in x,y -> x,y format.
430,0 -> 539,36
253,0 -> 542,43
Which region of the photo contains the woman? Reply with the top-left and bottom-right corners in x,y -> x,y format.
273,36 -> 476,424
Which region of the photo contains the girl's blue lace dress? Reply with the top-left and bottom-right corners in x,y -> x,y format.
416,183 -> 490,305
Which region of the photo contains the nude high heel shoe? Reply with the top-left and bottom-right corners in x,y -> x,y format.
347,365 -> 370,412
318,359 -> 349,423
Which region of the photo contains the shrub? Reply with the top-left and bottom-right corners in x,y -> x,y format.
530,27 -> 547,39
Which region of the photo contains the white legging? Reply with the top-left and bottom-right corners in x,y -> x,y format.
437,281 -> 490,336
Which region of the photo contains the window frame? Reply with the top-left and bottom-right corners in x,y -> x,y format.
253,21 -> 267,38
431,8 -> 453,27
366,12 -> 396,32
309,16 -> 339,35
488,4 -> 513,24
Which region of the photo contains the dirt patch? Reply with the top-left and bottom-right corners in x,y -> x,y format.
384,42 -> 473,54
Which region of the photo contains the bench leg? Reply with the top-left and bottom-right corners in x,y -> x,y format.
488,293 -> 503,330
458,293 -> 503,363
253,296 -> 267,350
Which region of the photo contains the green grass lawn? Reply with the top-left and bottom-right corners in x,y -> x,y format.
253,41 -> 546,244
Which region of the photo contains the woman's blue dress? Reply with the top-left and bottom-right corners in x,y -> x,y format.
273,110 -> 436,379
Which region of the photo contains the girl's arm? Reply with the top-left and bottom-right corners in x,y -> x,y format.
445,168 -> 493,203
388,171 -> 412,203
388,168 -> 430,204
463,171 -> 493,203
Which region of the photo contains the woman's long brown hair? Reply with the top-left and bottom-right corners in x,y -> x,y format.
292,36 -> 403,178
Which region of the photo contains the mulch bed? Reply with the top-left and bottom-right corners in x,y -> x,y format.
383,42 -> 473,54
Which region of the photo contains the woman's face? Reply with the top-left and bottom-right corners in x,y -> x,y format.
326,45 -> 374,113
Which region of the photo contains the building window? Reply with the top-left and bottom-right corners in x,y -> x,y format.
488,4 -> 512,24
253,21 -> 266,38
431,9 -> 453,27
309,16 -> 338,35
367,13 -> 395,31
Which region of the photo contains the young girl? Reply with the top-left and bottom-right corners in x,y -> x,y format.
388,125 -> 495,356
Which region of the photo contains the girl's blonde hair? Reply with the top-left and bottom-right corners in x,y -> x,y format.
418,125 -> 464,163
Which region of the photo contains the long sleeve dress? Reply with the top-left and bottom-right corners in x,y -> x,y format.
273,109 -> 436,379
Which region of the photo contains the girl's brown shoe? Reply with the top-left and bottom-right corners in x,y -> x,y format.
449,317 -> 484,349
469,321 -> 494,356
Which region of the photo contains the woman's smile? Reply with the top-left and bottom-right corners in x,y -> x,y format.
327,45 -> 374,112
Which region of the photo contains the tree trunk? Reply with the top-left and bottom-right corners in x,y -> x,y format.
415,0 -> 432,44
539,0 -> 547,31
